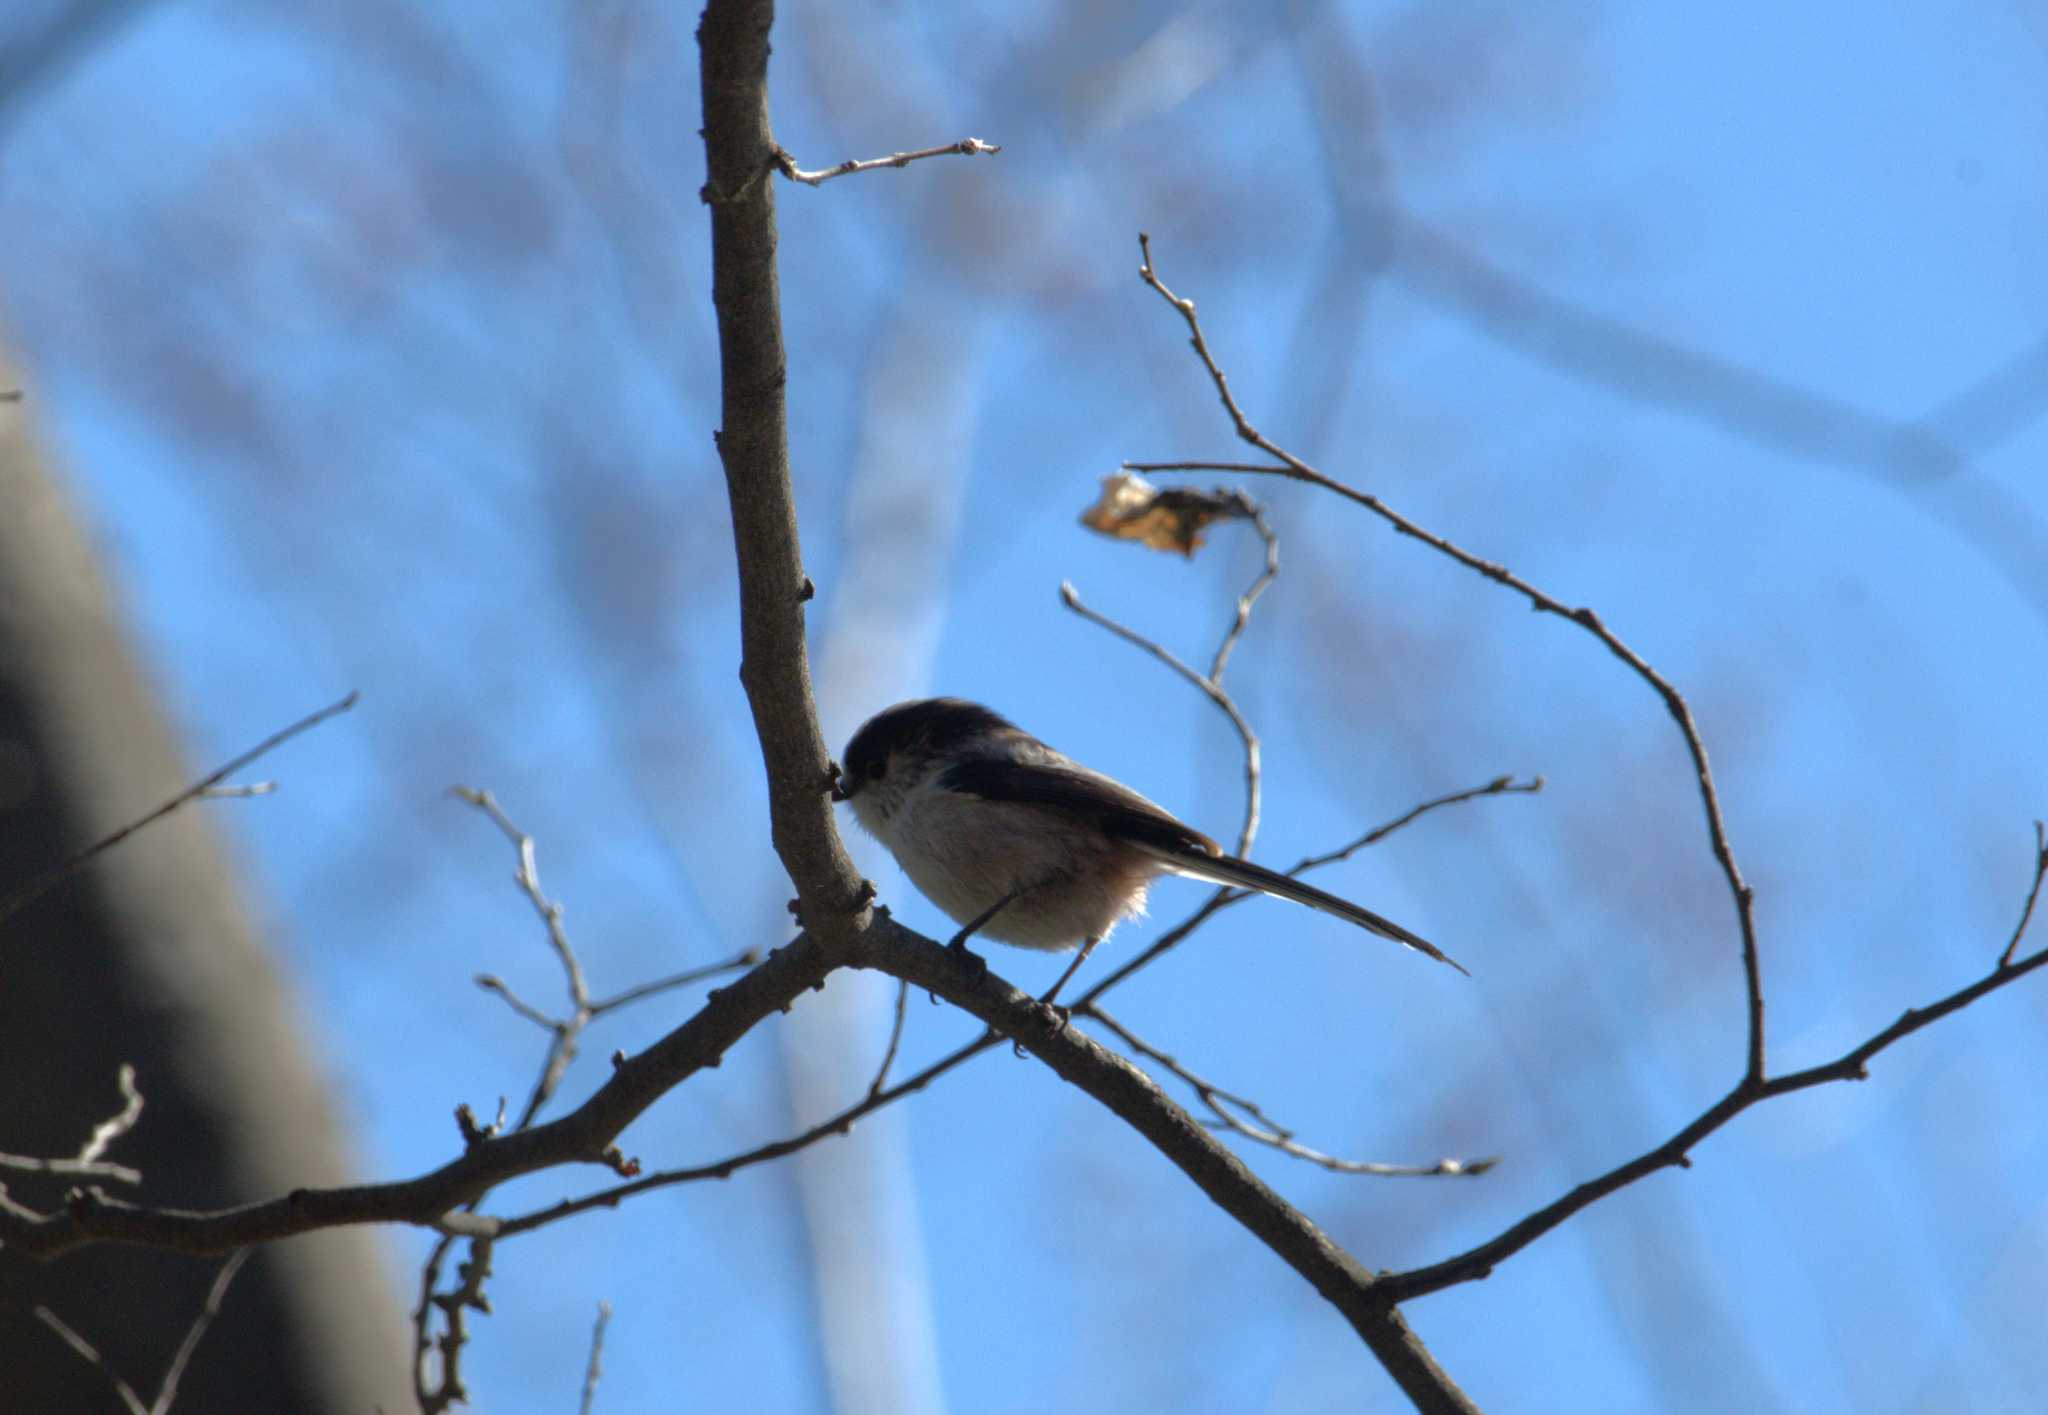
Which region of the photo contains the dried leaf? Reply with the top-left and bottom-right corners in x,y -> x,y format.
1078,472 -> 1247,557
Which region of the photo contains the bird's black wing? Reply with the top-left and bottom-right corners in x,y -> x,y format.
937,758 -> 1218,857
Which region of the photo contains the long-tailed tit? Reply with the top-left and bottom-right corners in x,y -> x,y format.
833,697 -> 1464,1003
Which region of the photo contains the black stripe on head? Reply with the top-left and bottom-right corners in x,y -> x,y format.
841,698 -> 1019,786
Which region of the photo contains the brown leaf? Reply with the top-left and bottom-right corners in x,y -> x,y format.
1078,472 -> 1248,557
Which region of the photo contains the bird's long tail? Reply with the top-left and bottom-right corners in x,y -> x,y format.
1142,846 -> 1468,976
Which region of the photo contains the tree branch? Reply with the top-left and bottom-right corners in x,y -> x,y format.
0,691 -> 360,930
1128,232 -> 2048,1324
1382,935 -> 2048,1302
699,0 -> 865,932
773,136 -> 998,186
1132,233 -> 1768,1084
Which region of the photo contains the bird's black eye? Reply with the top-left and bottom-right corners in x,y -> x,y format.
866,759 -> 887,781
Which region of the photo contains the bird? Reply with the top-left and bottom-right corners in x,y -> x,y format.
833,697 -> 1463,1005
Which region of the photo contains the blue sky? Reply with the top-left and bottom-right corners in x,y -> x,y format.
4,2 -> 2047,1411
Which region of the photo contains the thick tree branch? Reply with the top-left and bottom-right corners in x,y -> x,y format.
692,37 -> 1471,1400
0,932 -> 841,1258
698,0 -> 864,930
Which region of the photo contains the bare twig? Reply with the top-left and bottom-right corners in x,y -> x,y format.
1060,495 -> 1275,857
35,1246 -> 250,1415
1293,777 -> 1545,873
866,977 -> 911,1098
0,692 -> 360,930
1087,1008 -> 1494,1178
453,787 -> 589,1013
454,787 -> 758,1131
32,1307 -> 146,1415
1133,231 -> 1770,1084
0,1152 -> 143,1184
578,1301 -> 612,1415
1081,775 -> 1539,1006
490,1029 -> 1001,1239
451,786 -> 588,1133
61,1080 -> 139,1159
774,136 -> 999,186
0,1063 -> 148,1185
474,974 -> 558,1032
1999,820 -> 2048,968
1122,238 -> 2048,1312
440,789 -> 750,1404
588,953 -> 760,1016
413,1234 -> 493,1415
1124,460 -> 1290,476
151,1248 -> 251,1415
1383,928 -> 2048,1302
410,1235 -> 461,1414
1208,498 -> 1280,684
1061,580 -> 1266,855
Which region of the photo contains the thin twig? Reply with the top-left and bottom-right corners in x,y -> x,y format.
474,975 -> 558,1031
866,977 -> 911,1098
0,1151 -> 143,1184
196,782 -> 275,799
0,692 -> 360,929
774,136 -> 999,186
79,1062 -> 144,1163
1382,927 -> 2048,1302
1124,460 -> 1290,476
151,1248 -> 251,1415
1999,820 -> 2048,968
452,787 -> 590,1018
35,1247 -> 250,1415
32,1308 -> 147,1415
455,792 -> 753,1132
442,795 -> 746,1405
1087,1007 -> 1494,1178
489,1030 -> 1003,1239
411,1234 -> 461,1414
578,1301 -> 612,1415
413,1234 -> 493,1415
0,1064 -> 150,1184
1134,231 -> 1770,1085
1061,580 -> 1265,854
588,952 -> 760,1017
1060,499 -> 1273,857
1209,499 -> 1279,684
1293,777 -> 1545,874
1081,775 -> 1540,1005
